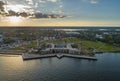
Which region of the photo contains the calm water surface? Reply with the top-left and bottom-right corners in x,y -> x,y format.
0,53 -> 120,81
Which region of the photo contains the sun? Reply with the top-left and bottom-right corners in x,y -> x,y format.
8,16 -> 23,23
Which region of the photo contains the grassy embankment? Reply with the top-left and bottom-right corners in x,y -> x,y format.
10,38 -> 120,55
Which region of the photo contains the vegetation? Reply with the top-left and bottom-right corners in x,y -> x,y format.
3,37 -> 15,44
10,38 -> 120,56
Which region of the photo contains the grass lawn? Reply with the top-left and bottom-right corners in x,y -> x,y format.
10,38 -> 120,53
47,38 -> 120,52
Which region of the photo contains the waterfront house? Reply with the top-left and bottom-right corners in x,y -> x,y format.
40,43 -> 80,54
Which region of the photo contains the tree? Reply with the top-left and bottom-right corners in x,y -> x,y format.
3,37 -> 15,44
104,34 -> 113,44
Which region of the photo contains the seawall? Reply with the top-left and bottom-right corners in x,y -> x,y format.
22,53 -> 97,60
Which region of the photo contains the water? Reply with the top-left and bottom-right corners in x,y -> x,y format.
0,53 -> 120,81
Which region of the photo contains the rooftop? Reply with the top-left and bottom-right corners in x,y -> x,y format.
54,44 -> 67,48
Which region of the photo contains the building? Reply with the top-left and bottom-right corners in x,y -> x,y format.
40,43 -> 80,54
43,37 -> 55,40
95,34 -> 103,39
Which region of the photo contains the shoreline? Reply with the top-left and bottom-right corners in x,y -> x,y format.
95,51 -> 120,54
0,51 -> 120,61
0,52 -> 22,55
0,50 -> 120,55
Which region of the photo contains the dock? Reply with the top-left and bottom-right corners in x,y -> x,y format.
22,53 -> 97,60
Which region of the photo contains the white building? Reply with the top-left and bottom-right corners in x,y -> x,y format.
66,32 -> 80,35
96,34 -> 103,39
43,37 -> 55,40
40,43 -> 80,54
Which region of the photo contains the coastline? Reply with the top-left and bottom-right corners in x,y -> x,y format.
0,52 -> 22,55
0,50 -> 120,61
0,51 -> 97,60
95,51 -> 120,54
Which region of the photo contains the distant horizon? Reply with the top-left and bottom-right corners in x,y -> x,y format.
0,26 -> 120,28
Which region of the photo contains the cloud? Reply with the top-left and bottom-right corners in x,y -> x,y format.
1,8 -> 66,19
82,0 -> 99,4
47,0 -> 57,3
26,0 -> 33,5
0,1 -> 5,12
90,0 -> 98,4
0,0 -> 66,19
33,13 -> 66,19
39,0 -> 46,3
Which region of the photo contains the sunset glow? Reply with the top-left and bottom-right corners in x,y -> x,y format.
8,16 -> 23,23
0,0 -> 120,26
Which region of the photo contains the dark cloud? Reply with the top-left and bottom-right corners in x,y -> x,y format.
4,10 -> 66,18
33,13 -> 66,19
0,0 -> 66,19
0,1 -> 5,12
6,10 -> 29,17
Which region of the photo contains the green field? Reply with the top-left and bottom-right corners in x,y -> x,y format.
44,38 -> 120,52
10,38 -> 120,54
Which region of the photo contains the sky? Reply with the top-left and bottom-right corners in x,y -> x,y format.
0,0 -> 120,26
